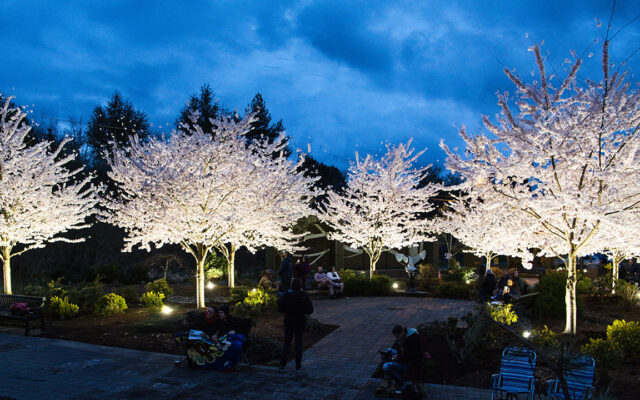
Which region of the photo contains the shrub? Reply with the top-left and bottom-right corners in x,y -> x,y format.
531,325 -> 559,350
145,278 -> 173,298
229,286 -> 250,304
436,282 -> 471,299
340,271 -> 392,296
581,338 -> 623,378
606,319 -> 640,362
68,279 -> 104,311
534,271 -> 582,317
591,274 -> 613,300
49,296 -> 79,320
93,293 -> 128,316
234,287 -> 277,318
91,264 -> 122,283
115,286 -> 140,304
369,275 -> 392,296
126,263 -> 150,284
487,303 -> 518,325
576,276 -> 593,295
140,291 -> 165,309
615,280 -> 640,311
20,283 -> 49,298
205,252 -> 227,280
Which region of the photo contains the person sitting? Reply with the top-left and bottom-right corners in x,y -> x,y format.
176,304 -> 246,370
314,266 -> 338,298
511,270 -> 526,295
326,266 -> 344,297
259,269 -> 276,291
381,325 -> 423,396
478,269 -> 496,302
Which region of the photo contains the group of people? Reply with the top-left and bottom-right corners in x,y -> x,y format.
479,268 -> 527,303
177,304 -> 247,370
272,251 -> 345,298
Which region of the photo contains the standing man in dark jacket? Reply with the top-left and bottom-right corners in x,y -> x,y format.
278,278 -> 313,371
278,250 -> 294,292
479,269 -> 496,302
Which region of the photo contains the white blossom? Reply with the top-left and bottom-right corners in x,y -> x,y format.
0,96 -> 98,294
106,112 -> 317,306
441,42 -> 640,334
319,140 -> 440,278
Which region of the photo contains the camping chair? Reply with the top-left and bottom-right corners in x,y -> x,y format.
546,355 -> 595,400
491,346 -> 536,400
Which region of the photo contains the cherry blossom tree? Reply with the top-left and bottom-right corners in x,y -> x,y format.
0,96 -> 98,294
439,194 -> 534,273
441,41 -> 640,334
106,113 -> 316,307
319,140 -> 440,278
594,212 -> 640,294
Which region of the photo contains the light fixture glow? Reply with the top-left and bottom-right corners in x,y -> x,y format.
392,282 -> 399,289
207,282 -> 215,289
523,330 -> 531,339
583,269 -> 587,273
251,288 -> 257,293
162,305 -> 173,315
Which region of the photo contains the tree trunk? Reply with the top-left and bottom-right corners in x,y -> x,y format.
564,253 -> 578,335
2,247 -> 11,294
196,255 -> 206,309
228,244 -> 237,288
611,255 -> 623,295
485,256 -> 492,272
369,254 -> 379,279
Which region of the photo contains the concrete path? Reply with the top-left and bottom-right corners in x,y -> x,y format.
0,296 -> 495,400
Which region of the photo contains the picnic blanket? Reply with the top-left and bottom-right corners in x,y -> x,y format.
174,330 -> 246,370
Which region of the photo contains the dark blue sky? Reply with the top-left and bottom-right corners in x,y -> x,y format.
1,1 -> 638,170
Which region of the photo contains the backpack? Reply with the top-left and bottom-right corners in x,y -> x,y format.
9,302 -> 29,316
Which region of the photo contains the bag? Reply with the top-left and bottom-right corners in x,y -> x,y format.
9,302 -> 29,316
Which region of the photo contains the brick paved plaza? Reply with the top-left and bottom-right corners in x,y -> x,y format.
0,297 -> 496,400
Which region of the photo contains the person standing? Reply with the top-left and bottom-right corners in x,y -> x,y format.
278,250 -> 294,292
293,255 -> 311,289
278,278 -> 313,372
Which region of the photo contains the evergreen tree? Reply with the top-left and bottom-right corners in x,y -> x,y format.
86,92 -> 150,180
244,93 -> 285,146
176,84 -> 220,134
298,155 -> 346,208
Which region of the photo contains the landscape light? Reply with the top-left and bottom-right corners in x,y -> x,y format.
207,282 -> 215,289
162,305 -> 173,315
523,330 -> 531,339
251,288 -> 257,293
583,269 -> 587,273
392,282 -> 399,289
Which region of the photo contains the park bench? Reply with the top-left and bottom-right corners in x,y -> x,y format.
491,346 -> 537,400
512,292 -> 539,317
546,355 -> 595,400
0,294 -> 46,335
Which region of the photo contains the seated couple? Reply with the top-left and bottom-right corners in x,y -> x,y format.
314,266 -> 344,299
176,304 -> 246,370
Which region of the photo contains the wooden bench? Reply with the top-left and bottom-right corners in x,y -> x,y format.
0,294 -> 46,335
512,292 -> 539,318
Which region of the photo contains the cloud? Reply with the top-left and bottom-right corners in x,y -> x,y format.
1,0 -> 638,172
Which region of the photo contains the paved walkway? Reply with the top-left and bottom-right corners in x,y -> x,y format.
0,296 -> 494,400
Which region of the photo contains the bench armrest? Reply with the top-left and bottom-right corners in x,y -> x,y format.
545,379 -> 558,396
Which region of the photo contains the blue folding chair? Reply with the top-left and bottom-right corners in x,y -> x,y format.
546,355 -> 595,400
491,346 -> 537,400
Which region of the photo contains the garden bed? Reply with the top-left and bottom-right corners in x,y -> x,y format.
27,283 -> 338,366
394,296 -> 640,400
